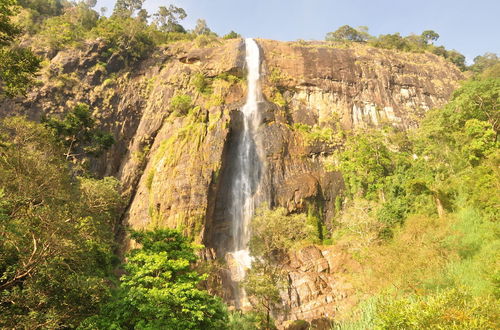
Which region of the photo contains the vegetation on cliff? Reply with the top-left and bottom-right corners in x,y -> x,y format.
0,0 -> 499,328
246,71 -> 499,328
325,25 -> 500,73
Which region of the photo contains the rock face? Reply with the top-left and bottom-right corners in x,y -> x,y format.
258,39 -> 463,130
284,245 -> 360,323
0,38 -> 463,323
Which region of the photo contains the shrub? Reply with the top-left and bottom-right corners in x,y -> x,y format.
169,93 -> 192,116
375,288 -> 499,329
192,72 -> 212,94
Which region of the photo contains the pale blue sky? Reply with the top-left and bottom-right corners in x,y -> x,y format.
96,0 -> 499,63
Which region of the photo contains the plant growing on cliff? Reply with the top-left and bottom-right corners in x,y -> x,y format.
244,208 -> 316,328
43,103 -> 114,164
192,72 -> 213,94
169,93 -> 193,116
81,229 -> 228,329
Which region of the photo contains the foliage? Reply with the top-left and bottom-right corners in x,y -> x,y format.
0,47 -> 41,97
249,208 -> 316,258
169,93 -> 193,116
195,33 -> 221,48
332,73 -> 500,328
36,3 -> 99,50
223,30 -> 241,39
228,310 -> 268,329
374,288 -> 498,329
0,117 -> 122,328
245,208 -> 316,328
43,103 -> 114,163
82,229 -> 228,329
153,5 -> 187,33
324,25 -> 467,70
243,260 -> 281,330
325,25 -> 371,42
294,122 -> 343,148
421,30 -> 439,44
0,0 -> 40,97
91,16 -> 155,62
193,18 -> 213,36
0,0 -> 21,45
192,72 -> 212,94
112,0 -> 144,18
470,52 -> 499,74
336,130 -> 395,200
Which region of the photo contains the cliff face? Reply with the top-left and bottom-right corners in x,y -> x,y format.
259,40 -> 462,130
0,38 -> 463,323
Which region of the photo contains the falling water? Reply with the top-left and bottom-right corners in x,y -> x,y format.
226,38 -> 263,306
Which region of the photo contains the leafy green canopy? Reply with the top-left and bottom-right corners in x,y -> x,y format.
332,74 -> 499,327
0,117 -> 123,328
43,103 -> 114,163
324,25 -> 469,70
0,0 -> 40,97
81,229 -> 228,329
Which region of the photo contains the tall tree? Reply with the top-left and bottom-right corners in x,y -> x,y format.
112,0 -> 144,17
421,30 -> 439,44
194,18 -> 212,35
153,5 -> 187,32
325,25 -> 371,42
43,103 -> 115,163
0,0 -> 40,97
81,229 -> 229,329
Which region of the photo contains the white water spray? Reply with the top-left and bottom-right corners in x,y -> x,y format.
226,38 -> 263,305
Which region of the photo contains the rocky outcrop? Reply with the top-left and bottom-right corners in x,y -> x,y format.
0,38 -> 464,322
282,245 -> 360,324
259,39 -> 463,130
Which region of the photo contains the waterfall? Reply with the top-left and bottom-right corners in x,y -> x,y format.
226,38 -> 263,306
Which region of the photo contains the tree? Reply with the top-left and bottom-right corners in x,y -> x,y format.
337,131 -> 395,200
470,52 -> 499,73
81,229 -> 228,329
85,0 -> 97,8
244,208 -> 315,328
194,18 -> 212,35
446,49 -> 466,71
0,0 -> 40,97
43,103 -> 114,163
0,117 -> 122,328
223,30 -> 240,39
421,30 -> 439,44
91,16 -> 155,62
368,33 -> 410,51
153,5 -> 187,32
112,0 -> 144,17
325,25 -> 371,42
136,8 -> 149,23
244,261 -> 282,330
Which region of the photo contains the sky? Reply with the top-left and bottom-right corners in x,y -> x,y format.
96,0 -> 499,63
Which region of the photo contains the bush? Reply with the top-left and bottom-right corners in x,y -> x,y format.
169,93 -> 193,116
192,72 -> 212,94
223,30 -> 240,39
375,288 -> 499,329
91,17 -> 154,62
249,208 -> 316,258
